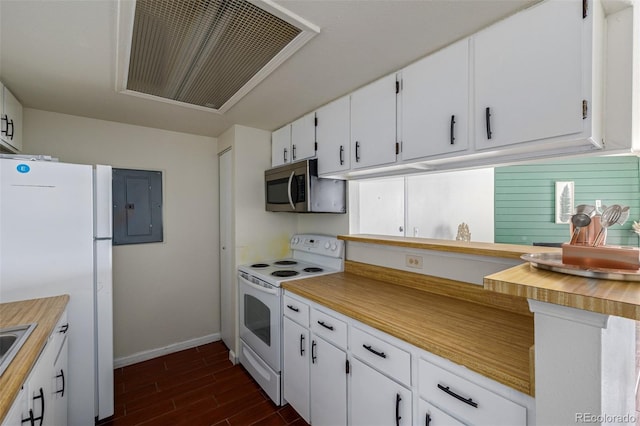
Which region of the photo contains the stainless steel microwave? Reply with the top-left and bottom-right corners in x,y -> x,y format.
265,159 -> 346,213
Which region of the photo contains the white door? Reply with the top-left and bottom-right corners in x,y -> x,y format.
474,0 -> 583,149
350,358 -> 412,426
316,96 -> 350,176
272,125 -> 292,167
283,317 -> 310,422
219,149 -> 234,353
310,337 -> 347,426
350,74 -> 398,169
291,112 -> 316,162
402,39 -> 469,160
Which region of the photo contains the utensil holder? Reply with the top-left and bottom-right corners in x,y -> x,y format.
569,215 -> 603,245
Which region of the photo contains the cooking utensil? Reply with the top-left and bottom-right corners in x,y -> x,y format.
593,204 -> 623,246
616,206 -> 630,226
569,213 -> 592,244
575,204 -> 596,217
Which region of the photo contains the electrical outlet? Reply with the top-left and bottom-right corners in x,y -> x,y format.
405,254 -> 423,269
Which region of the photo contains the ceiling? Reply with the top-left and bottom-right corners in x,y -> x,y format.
0,0 -> 543,139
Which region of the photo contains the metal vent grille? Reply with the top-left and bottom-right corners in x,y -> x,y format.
126,0 -> 302,110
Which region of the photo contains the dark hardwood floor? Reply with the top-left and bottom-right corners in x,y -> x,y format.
96,341 -> 308,426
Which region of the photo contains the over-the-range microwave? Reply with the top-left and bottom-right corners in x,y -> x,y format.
265,159 -> 346,213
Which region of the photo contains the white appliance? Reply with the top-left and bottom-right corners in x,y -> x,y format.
0,156 -> 114,424
238,234 -> 344,405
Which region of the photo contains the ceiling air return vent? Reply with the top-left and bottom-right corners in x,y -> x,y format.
116,0 -> 319,113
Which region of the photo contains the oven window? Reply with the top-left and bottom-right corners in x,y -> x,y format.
244,294 -> 271,346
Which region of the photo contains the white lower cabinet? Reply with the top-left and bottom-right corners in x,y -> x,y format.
3,309 -> 69,426
282,292 -> 532,425
283,298 -> 348,426
350,357 -> 411,426
283,317 -> 311,422
418,399 -> 464,426
418,358 -> 527,425
310,336 -> 347,426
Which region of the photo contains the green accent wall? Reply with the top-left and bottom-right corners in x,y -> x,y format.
494,156 -> 640,247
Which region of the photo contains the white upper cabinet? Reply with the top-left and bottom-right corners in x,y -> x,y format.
473,0 -> 593,151
290,112 -> 317,163
271,124 -> 292,167
350,74 -> 398,170
401,38 -> 470,161
316,96 -> 350,176
272,113 -> 316,168
1,83 -> 23,153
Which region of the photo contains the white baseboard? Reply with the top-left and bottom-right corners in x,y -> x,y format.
114,333 -> 221,368
229,349 -> 238,365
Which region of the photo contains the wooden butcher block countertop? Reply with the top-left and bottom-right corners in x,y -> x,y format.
283,261 -> 534,396
0,295 -> 69,423
485,263 -> 640,321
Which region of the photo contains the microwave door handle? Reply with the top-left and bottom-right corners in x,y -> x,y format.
287,171 -> 296,210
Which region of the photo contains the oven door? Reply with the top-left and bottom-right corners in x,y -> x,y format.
238,273 -> 282,372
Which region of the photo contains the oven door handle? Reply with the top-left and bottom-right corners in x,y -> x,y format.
239,274 -> 279,296
287,171 -> 296,210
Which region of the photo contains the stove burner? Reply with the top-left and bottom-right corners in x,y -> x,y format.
271,270 -> 299,277
303,267 -> 324,273
274,260 -> 297,266
251,263 -> 269,268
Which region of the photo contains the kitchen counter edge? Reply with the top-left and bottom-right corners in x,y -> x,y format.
339,234 -> 560,260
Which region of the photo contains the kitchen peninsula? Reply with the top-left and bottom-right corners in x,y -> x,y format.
283,235 -> 636,425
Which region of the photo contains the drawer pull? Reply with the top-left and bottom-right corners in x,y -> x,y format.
317,320 -> 334,331
425,413 -> 431,426
437,383 -> 478,408
311,340 -> 317,364
60,323 -> 69,334
286,304 -> 299,313
395,393 -> 402,426
21,409 -> 35,426
362,344 -> 387,358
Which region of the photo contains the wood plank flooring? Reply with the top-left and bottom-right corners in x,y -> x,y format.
96,341 -> 308,426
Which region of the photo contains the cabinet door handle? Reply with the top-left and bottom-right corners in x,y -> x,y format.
286,304 -> 299,313
437,383 -> 478,408
299,334 -> 305,356
292,144 -> 297,160
355,141 -> 361,162
362,344 -> 386,358
450,115 -> 456,145
60,323 -> 69,334
56,369 -> 66,397
339,145 -> 344,165
395,393 -> 402,426
485,107 -> 492,140
317,320 -> 334,331
425,413 -> 431,426
32,387 -> 45,426
283,148 -> 288,163
311,340 -> 317,364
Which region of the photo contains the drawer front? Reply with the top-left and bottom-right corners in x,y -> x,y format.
310,309 -> 347,349
418,359 -> 526,426
350,326 -> 411,386
418,399 -> 465,426
283,295 -> 309,327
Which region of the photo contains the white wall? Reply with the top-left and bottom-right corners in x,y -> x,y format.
217,125 -> 296,357
23,108 -> 219,360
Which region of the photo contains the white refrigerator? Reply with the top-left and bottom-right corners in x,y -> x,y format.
0,157 -> 114,424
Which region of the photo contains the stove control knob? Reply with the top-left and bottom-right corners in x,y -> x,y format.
324,242 -> 331,249
292,237 -> 299,245
331,243 -> 338,251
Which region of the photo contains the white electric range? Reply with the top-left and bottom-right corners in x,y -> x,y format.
237,234 -> 344,405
